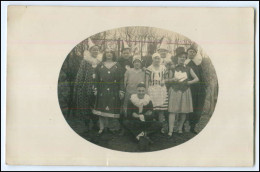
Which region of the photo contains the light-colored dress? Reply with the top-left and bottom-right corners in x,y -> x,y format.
123,68 -> 145,115
168,64 -> 193,113
146,65 -> 168,111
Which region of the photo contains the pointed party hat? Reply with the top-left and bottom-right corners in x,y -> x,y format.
122,40 -> 131,50
132,44 -> 140,55
88,38 -> 96,50
157,37 -> 169,51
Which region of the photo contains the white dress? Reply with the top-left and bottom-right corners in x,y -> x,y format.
146,65 -> 168,110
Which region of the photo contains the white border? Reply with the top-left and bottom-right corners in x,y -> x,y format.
1,1 -> 259,171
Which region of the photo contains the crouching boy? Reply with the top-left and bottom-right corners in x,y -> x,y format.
123,82 -> 162,151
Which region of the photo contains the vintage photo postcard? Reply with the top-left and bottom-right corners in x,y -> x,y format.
6,6 -> 255,166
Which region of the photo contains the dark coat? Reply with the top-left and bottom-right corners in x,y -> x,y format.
118,56 -> 134,73
94,62 -> 124,116
186,60 -> 206,113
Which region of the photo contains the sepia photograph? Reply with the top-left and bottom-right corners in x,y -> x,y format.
58,26 -> 218,152
4,4 -> 256,168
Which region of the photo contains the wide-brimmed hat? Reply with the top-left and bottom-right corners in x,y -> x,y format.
174,47 -> 187,57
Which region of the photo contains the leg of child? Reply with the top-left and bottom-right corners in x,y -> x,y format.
168,113 -> 176,136
158,111 -> 165,122
99,116 -> 105,134
178,113 -> 186,133
146,121 -> 162,135
123,92 -> 130,118
108,118 -> 120,133
104,117 -> 109,130
158,111 -> 167,133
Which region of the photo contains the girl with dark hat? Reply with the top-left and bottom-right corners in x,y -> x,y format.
166,47 -> 199,138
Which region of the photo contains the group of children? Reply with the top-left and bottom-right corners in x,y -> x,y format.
71,38 -> 204,148
122,46 -> 199,140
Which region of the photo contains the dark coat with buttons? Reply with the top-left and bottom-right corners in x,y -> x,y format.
94,62 -> 124,117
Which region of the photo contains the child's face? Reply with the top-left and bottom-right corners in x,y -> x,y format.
158,49 -> 168,58
105,52 -> 113,61
187,49 -> 197,59
178,54 -> 187,64
133,60 -> 142,69
122,49 -> 131,59
90,46 -> 99,58
153,56 -> 161,65
137,87 -> 145,99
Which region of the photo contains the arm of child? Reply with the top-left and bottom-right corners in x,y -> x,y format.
93,62 -> 100,94
124,70 -> 129,89
143,101 -> 154,121
188,68 -> 199,85
165,69 -> 173,83
165,70 -> 179,83
132,112 -> 140,118
145,71 -> 150,91
118,64 -> 125,100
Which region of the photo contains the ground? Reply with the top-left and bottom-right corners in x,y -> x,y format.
78,129 -> 197,152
